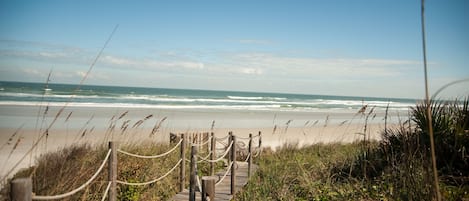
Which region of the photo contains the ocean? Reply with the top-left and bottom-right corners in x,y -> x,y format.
0,81 -> 416,112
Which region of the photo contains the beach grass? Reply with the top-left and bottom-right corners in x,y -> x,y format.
235,97 -> 469,201
1,140 -> 222,201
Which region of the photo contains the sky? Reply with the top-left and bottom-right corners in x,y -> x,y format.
0,0 -> 468,99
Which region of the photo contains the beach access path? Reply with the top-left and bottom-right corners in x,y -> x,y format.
172,161 -> 257,201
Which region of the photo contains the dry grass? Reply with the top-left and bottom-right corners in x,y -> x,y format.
1,139 -> 218,201
236,97 -> 469,201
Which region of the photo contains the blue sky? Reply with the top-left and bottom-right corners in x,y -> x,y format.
0,0 -> 468,99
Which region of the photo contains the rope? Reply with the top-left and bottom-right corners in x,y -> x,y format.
244,153 -> 251,162
196,175 -> 202,192
199,141 -> 233,163
253,148 -> 261,158
236,134 -> 261,140
216,140 -> 228,148
197,150 -> 213,162
33,149 -> 112,200
117,139 -> 182,159
117,159 -> 182,186
100,182 -> 112,201
189,136 -> 212,147
237,141 -> 247,150
215,161 -> 234,186
215,135 -> 230,141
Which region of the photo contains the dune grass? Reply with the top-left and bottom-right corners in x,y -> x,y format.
1,139 -> 226,201
236,97 -> 469,201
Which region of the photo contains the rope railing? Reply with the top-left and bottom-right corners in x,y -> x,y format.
32,149 -> 112,200
197,149 -> 213,161
214,134 -> 230,141
236,136 -> 251,140
237,134 -> 261,140
215,161 -> 234,186
117,159 -> 182,186
12,131 -> 262,200
189,136 -> 212,147
117,139 -> 182,159
196,175 -> 202,191
199,141 -> 233,163
236,141 -> 248,150
252,147 -> 262,158
216,140 -> 228,150
244,153 -> 251,162
100,181 -> 112,201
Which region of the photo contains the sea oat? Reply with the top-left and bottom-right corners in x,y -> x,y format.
284,120 -> 293,133
121,120 -> 130,134
312,120 -> 319,126
144,114 -> 153,120
132,120 -> 144,128
338,120 -> 348,126
357,104 -> 368,115
323,115 -> 329,127
118,111 -> 129,120
65,111 -> 73,122
150,117 -> 167,136
211,120 -> 216,131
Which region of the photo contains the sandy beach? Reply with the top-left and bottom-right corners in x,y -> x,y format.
0,104 -> 405,184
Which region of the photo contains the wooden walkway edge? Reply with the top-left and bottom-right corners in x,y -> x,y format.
172,162 -> 258,201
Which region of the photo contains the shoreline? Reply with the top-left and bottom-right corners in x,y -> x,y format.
0,104 -> 407,129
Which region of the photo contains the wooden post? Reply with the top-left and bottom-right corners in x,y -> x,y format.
258,131 -> 262,156
202,176 -> 217,201
179,133 -> 186,192
205,132 -> 210,153
210,132 -> 215,176
11,178 -> 32,201
227,131 -> 233,163
230,135 -> 237,195
189,145 -> 197,201
108,141 -> 117,201
248,133 -> 253,177
199,132 -> 202,145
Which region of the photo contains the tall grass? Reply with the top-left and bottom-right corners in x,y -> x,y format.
236,97 -> 469,200
1,138 -> 221,201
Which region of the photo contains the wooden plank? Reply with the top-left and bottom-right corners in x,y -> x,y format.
171,162 -> 257,201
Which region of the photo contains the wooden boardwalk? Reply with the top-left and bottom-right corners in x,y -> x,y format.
172,162 -> 257,201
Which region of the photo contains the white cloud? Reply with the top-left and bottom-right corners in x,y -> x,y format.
239,68 -> 263,75
21,68 -> 47,77
101,55 -> 205,71
238,39 -> 272,45
75,71 -> 110,81
38,52 -> 68,59
102,55 -> 136,66
4,39 -> 441,98
214,53 -> 421,79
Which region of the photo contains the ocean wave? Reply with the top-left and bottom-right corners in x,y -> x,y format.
0,99 -> 412,112
0,101 -> 286,111
227,96 -> 287,101
1,91 -> 414,110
